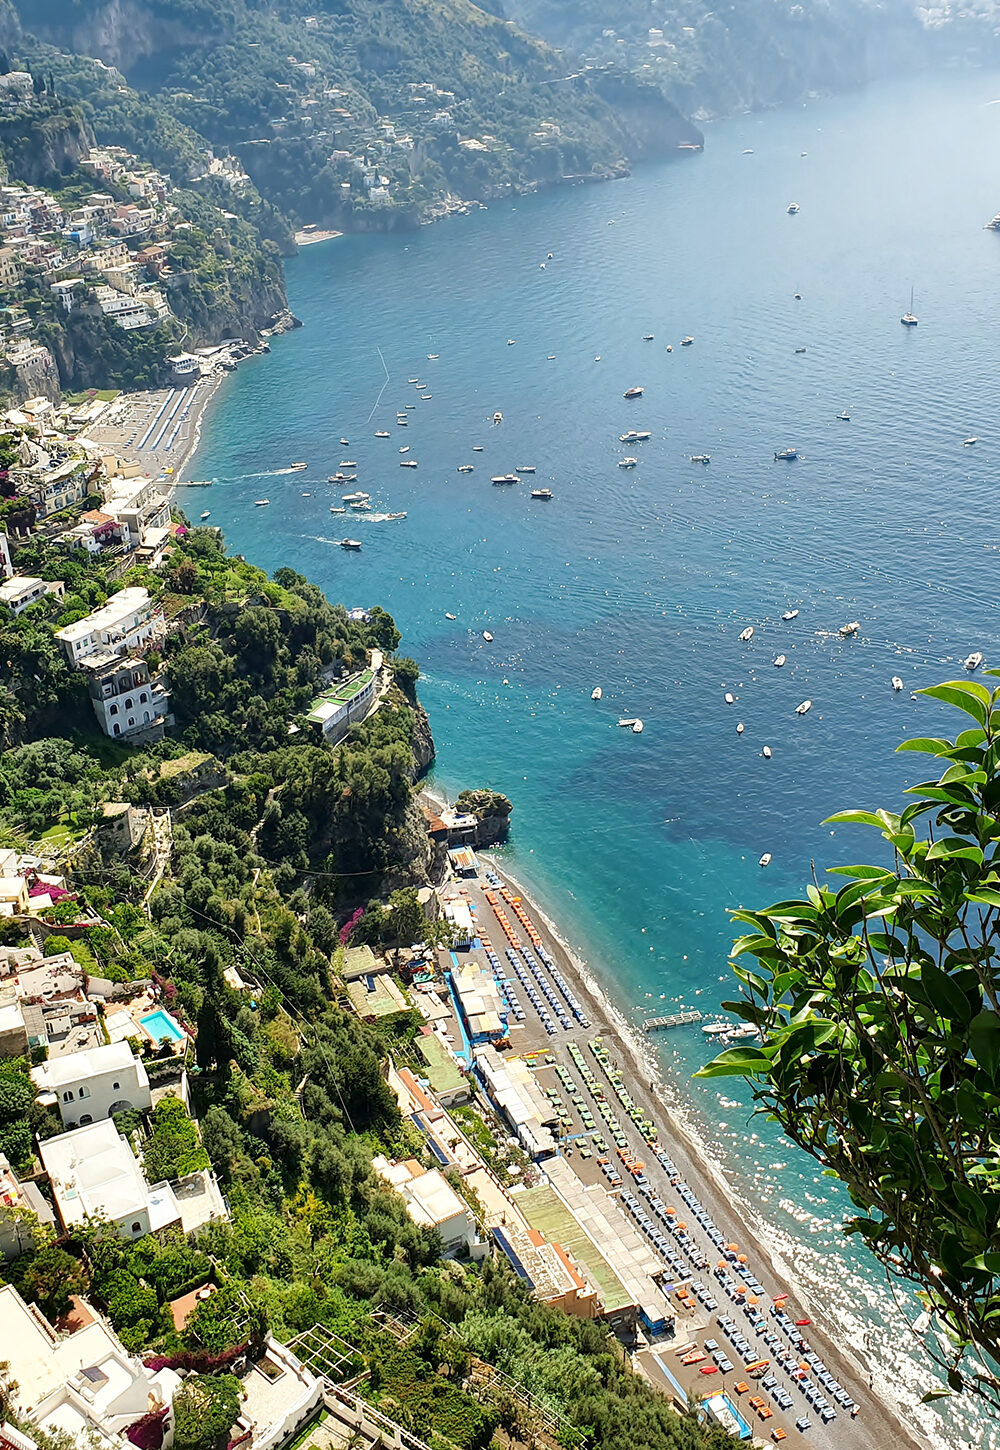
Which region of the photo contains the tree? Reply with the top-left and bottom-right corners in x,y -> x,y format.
0,1066 -> 34,1168
19,1246 -> 87,1320
699,677 -> 1000,1415
142,1094 -> 210,1183
384,887 -> 424,966
171,1374 -> 242,1450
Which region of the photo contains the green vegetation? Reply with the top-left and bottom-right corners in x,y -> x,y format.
142,1095 -> 210,1182
701,679 -> 1000,1414
171,1374 -> 243,1450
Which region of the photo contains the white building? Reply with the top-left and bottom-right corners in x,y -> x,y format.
0,575 -> 64,615
233,1338 -> 323,1450
373,1155 -> 477,1256
32,1040 -> 151,1126
0,1283 -> 180,1449
102,478 -> 171,548
83,654 -> 170,739
55,587 -> 160,666
39,1119 -> 181,1240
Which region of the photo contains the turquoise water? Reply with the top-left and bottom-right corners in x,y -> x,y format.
192,68 -> 1000,1447
140,1008 -> 185,1044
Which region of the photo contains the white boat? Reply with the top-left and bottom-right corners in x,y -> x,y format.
762,745 -> 772,759
483,631 -> 494,642
691,454 -> 711,464
702,1021 -> 731,1037
795,699 -> 813,715
617,717 -> 638,728
407,378 -> 418,384
421,394 -> 432,400
632,720 -> 644,734
200,510 -> 211,520
787,202 -> 800,214
618,457 -> 638,469
254,498 -> 270,506
340,461 -> 357,469
400,460 -> 418,468
739,627 -> 754,642
397,417 -> 408,426
399,445 -> 410,452
515,465 -> 536,474
342,491 -> 368,502
839,621 -> 860,637
891,676 -> 904,691
445,612 -> 457,620
620,431 -> 639,443
635,431 -> 652,441
642,333 -> 654,341
964,436 -> 979,446
385,512 -> 407,521
491,474 -> 519,485
493,412 -> 503,424
289,461 -> 307,471
375,430 -> 390,438
838,410 -> 851,421
507,339 -> 515,346
458,465 -> 474,473
340,539 -> 362,550
724,692 -> 735,705
774,447 -> 798,461
547,354 -> 556,360
330,506 -> 346,513
472,445 -> 484,452
774,654 -> 787,667
965,651 -> 984,671
759,853 -> 772,867
680,336 -> 694,346
666,344 -> 673,353
531,488 -> 553,500
340,438 -> 349,445
591,687 -> 603,700
901,286 -> 918,327
623,386 -> 644,399
736,722 -> 745,735
782,609 -> 800,620
427,354 -> 439,359
349,500 -> 370,510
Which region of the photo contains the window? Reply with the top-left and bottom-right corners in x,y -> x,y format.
62,1089 -> 74,1102
112,1081 -> 120,1090
139,692 -> 148,704
109,703 -> 118,715
78,1086 -> 90,1098
113,724 -> 120,736
131,1222 -> 141,1235
79,1113 -> 93,1125
128,718 -> 135,728
125,698 -> 133,709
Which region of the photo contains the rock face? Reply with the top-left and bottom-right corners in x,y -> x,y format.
3,344 -> 61,404
410,704 -> 436,778
0,102 -> 94,186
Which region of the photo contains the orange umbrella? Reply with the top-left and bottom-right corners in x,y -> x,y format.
737,1254 -> 748,1264
677,1222 -> 687,1230
717,1261 -> 728,1270
748,1296 -> 759,1306
727,1243 -> 739,1252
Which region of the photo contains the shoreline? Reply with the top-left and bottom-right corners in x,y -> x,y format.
172,371 -> 225,484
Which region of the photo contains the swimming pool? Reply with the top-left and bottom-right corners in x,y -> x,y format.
140,1009 -> 185,1045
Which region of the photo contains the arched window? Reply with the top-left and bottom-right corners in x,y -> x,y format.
128,718 -> 135,728
113,723 -> 120,736
131,1222 -> 141,1235
125,697 -> 133,709
62,1089 -> 74,1103
109,703 -> 118,715
79,1114 -> 93,1125
139,692 -> 148,704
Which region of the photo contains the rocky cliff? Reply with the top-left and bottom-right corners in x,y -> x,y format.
0,100 -> 93,186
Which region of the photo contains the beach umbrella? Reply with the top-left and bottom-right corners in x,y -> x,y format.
748,1296 -> 759,1306
677,1222 -> 687,1230
737,1254 -> 748,1263
717,1261 -> 728,1270
727,1243 -> 739,1251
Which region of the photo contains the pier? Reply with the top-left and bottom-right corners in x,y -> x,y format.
641,1009 -> 702,1033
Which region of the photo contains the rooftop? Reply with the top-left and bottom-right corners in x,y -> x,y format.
39,1119 -> 172,1230
33,1040 -> 140,1088
55,587 -> 150,645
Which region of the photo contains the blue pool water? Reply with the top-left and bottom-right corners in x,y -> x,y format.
141,1009 -> 185,1045
189,66 -> 1000,1448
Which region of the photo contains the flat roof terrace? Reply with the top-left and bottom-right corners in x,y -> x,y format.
518,1182 -> 633,1313
305,668 -> 374,721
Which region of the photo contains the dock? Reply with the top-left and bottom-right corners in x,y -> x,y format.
641,1009 -> 703,1033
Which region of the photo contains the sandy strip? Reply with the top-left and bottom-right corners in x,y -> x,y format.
171,372 -> 225,485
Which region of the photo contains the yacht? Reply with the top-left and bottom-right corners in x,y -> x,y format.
724,692 -> 735,705
965,651 -> 984,671
739,627 -> 754,641
254,498 -> 270,506
408,378 -> 419,384
421,393 -> 432,400
515,465 -> 536,473
891,676 -> 904,691
680,336 -> 694,346
620,431 -> 639,443
774,655 -> 786,667
200,510 -> 211,520
547,354 -> 556,359
642,333 -> 654,341
787,202 -> 800,214
340,539 -> 362,550
349,500 -> 370,510
399,445 -> 410,452
838,410 -> 851,422
736,721 -> 745,735
618,457 -> 638,469
457,465 -> 474,474
427,354 -> 439,359
795,699 -> 813,715
342,492 -> 369,502
385,512 -> 407,521
405,403 -> 416,410
445,612 -> 457,620
472,445 -> 484,452
782,609 -> 800,620
623,386 -> 644,399
339,438 -> 349,446
483,630 -> 494,641
531,488 -> 553,499
330,506 -> 346,514
774,447 -> 798,461
794,347 -> 806,354
632,720 -> 644,734
691,454 -> 711,464
762,745 -> 773,759
665,344 -> 673,352
900,287 -> 918,327
592,687 -> 603,700
964,436 -> 979,446
397,417 -> 408,426
493,411 -> 503,424
290,461 -> 307,471
507,339 -> 515,345
340,460 -> 357,469
375,430 -> 390,438
839,621 -> 860,637
491,473 -> 519,485
759,853 -> 772,867
400,459 -> 418,468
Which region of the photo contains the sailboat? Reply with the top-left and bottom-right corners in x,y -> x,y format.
900,287 -> 918,327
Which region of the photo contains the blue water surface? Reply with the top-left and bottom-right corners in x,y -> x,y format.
191,67 -> 1000,1448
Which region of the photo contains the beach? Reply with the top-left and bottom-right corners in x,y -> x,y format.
81,372 -> 224,486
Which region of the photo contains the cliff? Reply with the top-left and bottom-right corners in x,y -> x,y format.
0,98 -> 93,186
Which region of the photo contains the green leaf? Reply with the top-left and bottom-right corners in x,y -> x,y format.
896,737 -> 952,756
826,864 -> 895,880
694,1046 -> 771,1079
823,810 -> 884,828
969,1012 -> 1000,1078
918,682 -> 991,726
966,888 -> 1000,909
925,838 -> 983,865
922,963 -> 973,1025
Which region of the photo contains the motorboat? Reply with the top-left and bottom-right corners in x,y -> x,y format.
397,417 -> 408,426
680,336 -> 694,346
289,461 -> 307,470
634,431 -> 652,441
762,746 -> 773,758
642,333 -> 654,341
340,539 -> 362,550
592,687 -> 603,700
964,436 -> 979,446
794,346 -> 806,354
507,339 -> 515,345
618,457 -> 638,469
774,447 -> 798,461
691,454 -> 711,464
531,488 -> 553,499
787,203 -> 800,214
901,287 -> 918,327
399,445 -> 410,452
794,292 -> 802,299
838,410 -> 851,421
385,512 -> 407,520
736,721 -> 745,735
493,411 -> 503,424
491,474 -> 519,485
330,506 -> 346,514
427,354 -> 439,359
400,459 -> 418,468
342,491 -> 368,502
839,621 -> 860,636
795,700 -> 813,715
407,378 -> 419,384
458,465 -> 474,473
620,431 -> 639,443
632,720 -> 644,734
965,651 -> 984,671
617,717 -> 638,727
547,354 -> 556,360
445,612 -> 457,620
421,394 -> 432,400
254,498 -> 270,506
340,460 -> 357,469
339,438 -> 349,446
739,627 -> 754,642
200,510 -> 211,520
666,344 -> 673,352
891,676 -> 904,691
759,853 -> 772,867
349,500 -> 370,510
328,473 -> 356,483
623,386 -> 644,399
472,445 -> 484,452
375,430 -> 390,438
483,631 -> 494,642
774,654 -> 786,667
405,403 -> 416,409
724,692 -> 735,705
515,465 -> 536,473
782,609 -> 800,620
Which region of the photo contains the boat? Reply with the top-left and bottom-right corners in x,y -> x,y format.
632,720 -> 644,734
724,692 -> 735,705
375,430 -> 390,438
421,393 -> 432,400
531,488 -> 553,499
405,404 -> 417,409
787,202 -> 800,214
618,457 -> 638,469
795,699 -> 813,715
617,717 -> 638,728
349,500 -> 370,510
838,410 -> 851,421
493,411 -> 503,424
515,465 -> 536,473
592,687 -> 603,700
794,347 -> 806,354
407,378 -> 418,384
702,1021 -> 732,1036
620,431 -> 639,443
472,445 -> 484,452
427,354 -> 439,360
762,745 -> 772,758
445,612 -> 457,620
458,465 -> 474,474
623,387 -> 644,399
965,651 -> 984,671
782,609 -> 800,620
739,627 -> 754,642
635,431 -> 652,441
839,621 -> 860,637
483,631 -> 493,642
759,853 -> 772,867
691,454 -> 711,464
342,491 -> 369,502
642,334 -> 654,341
397,417 -> 408,426
507,339 -> 515,345
666,344 -> 673,353
491,474 -> 519,485
340,539 -> 362,550
400,459 -> 418,468
340,460 -> 357,469
385,512 -> 407,520
774,447 -> 798,461
289,461 -> 307,470
399,445 -> 410,453
200,510 -> 211,520
340,438 -> 349,446
547,354 -> 556,359
743,148 -> 754,155
891,676 -> 904,691
964,436 -> 979,446
794,292 -> 802,299
736,721 -> 745,735
680,336 -> 694,346
254,498 -> 270,506
330,506 -> 346,514
901,287 -> 918,327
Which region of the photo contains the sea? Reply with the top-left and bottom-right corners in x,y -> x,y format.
190,66 -> 1000,1449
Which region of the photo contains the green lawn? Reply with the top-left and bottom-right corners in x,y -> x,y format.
38,820 -> 87,849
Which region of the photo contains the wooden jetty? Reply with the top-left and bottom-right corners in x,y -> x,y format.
641,1009 -> 703,1033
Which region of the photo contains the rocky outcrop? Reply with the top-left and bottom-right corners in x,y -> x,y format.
0,100 -> 93,186
5,343 -> 60,404
411,704 -> 436,777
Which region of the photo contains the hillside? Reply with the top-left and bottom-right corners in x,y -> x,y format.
8,0 -> 702,230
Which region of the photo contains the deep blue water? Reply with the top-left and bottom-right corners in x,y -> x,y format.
191,67 -> 1000,1446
